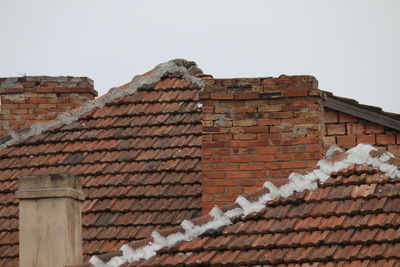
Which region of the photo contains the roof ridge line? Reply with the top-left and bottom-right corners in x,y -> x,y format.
0,59 -> 204,151
87,143 -> 400,267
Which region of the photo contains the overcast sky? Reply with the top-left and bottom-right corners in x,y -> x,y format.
0,0 -> 399,112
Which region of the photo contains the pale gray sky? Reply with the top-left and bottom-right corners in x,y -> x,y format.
0,0 -> 399,112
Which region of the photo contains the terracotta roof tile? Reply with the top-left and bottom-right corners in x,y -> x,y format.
0,60 -> 205,264
84,144 -> 400,266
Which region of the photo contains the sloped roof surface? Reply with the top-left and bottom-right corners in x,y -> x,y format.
0,60 -> 204,265
84,144 -> 400,267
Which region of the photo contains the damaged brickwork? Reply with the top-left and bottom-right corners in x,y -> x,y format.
0,76 -> 96,137
200,75 -> 325,212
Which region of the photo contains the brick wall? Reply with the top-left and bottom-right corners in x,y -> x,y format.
200,75 -> 325,212
323,108 -> 400,157
0,76 -> 97,136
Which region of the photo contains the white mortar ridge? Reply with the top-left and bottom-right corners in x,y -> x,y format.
89,143 -> 400,267
0,59 -> 204,151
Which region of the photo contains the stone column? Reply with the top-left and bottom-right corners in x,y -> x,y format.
16,173 -> 85,267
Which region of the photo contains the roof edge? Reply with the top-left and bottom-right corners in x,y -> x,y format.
0,59 -> 204,151
324,92 -> 400,131
84,143 -> 400,267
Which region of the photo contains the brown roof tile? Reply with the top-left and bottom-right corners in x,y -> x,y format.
0,60 -> 204,264
85,144 -> 400,266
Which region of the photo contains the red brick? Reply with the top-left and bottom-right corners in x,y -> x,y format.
233,133 -> 257,140
202,172 -> 226,179
324,110 -> 338,123
275,154 -> 293,161
294,137 -> 321,145
347,123 -> 365,134
202,121 -> 213,127
324,136 -> 337,146
43,82 -> 59,87
38,103 -> 56,109
210,93 -> 234,100
397,135 -> 400,145
212,134 -> 232,141
203,141 -> 226,148
357,135 -> 376,145
337,135 -> 356,147
202,156 -> 225,163
243,126 -> 269,133
202,106 -> 214,113
255,119 -> 278,127
18,103 -> 37,109
215,164 -> 239,171
10,109 -> 29,115
214,148 -> 230,155
376,134 -> 396,145
225,187 -> 244,194
293,153 -> 321,160
282,89 -> 308,97
201,164 -> 213,171
20,115 -> 37,120
339,112 -> 358,123
365,123 -> 384,134
227,140 -> 268,147
234,93 -> 259,100
29,97 -> 51,104
233,119 -> 255,127
279,161 -> 315,169
239,164 -> 264,171
253,147 -> 280,155
269,112 -> 293,119
326,124 -> 346,135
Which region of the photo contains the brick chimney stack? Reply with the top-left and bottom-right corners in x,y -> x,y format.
200,76 -> 325,212
0,76 -> 97,136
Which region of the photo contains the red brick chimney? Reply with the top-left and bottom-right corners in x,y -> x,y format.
200,76 -> 325,212
0,76 -> 97,136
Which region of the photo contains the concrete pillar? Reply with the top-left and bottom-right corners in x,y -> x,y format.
16,173 -> 85,267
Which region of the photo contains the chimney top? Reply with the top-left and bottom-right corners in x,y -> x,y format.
0,76 -> 97,97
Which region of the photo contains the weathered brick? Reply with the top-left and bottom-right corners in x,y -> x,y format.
201,76 -> 328,212
209,92 -> 234,100
10,109 -> 29,115
282,89 -> 308,97
326,124 -> 346,135
365,123 -> 385,134
337,135 -> 356,147
269,111 -> 293,119
233,119 -> 255,127
324,136 -> 336,146
347,123 -> 365,134
234,93 -> 259,100
215,164 -> 239,171
239,164 -> 264,171
233,133 -> 257,140
356,135 -> 376,145
376,134 -> 396,145
258,105 -> 282,112
339,112 -> 358,123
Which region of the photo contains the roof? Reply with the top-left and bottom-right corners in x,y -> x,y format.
0,59 -> 206,265
83,143 -> 400,267
0,59 -> 399,266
